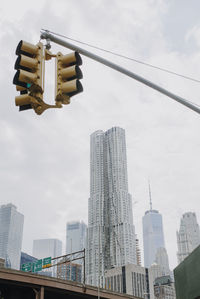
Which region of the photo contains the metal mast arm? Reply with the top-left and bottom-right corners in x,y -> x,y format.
40,30 -> 200,115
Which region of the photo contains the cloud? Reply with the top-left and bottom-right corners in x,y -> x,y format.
186,25 -> 200,48
0,0 -> 199,270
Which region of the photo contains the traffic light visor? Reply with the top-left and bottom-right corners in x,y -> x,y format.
60,52 -> 82,66
61,79 -> 83,97
13,71 -> 28,88
16,40 -> 38,57
13,69 -> 37,85
15,94 -> 32,112
15,94 -> 32,106
15,55 -> 38,71
60,65 -> 83,80
16,85 -> 27,92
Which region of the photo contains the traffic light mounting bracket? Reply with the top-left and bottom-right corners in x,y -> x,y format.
29,48 -> 63,115
29,97 -> 62,115
27,48 -> 71,115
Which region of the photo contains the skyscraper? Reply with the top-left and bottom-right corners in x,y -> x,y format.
33,238 -> 62,277
33,238 -> 62,259
86,127 -> 136,286
0,203 -> 24,270
66,221 -> 87,254
142,183 -> 170,275
155,247 -> 170,276
143,209 -> 165,268
177,212 -> 200,264
135,237 -> 141,266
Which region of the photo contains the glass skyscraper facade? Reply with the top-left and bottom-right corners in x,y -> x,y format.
33,238 -> 62,259
86,127 -> 136,286
142,209 -> 165,268
0,203 -> 24,270
33,238 -> 62,277
66,221 -> 87,255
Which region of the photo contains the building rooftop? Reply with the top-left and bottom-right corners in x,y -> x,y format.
145,209 -> 159,215
154,275 -> 172,286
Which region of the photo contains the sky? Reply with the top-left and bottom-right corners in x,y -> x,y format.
0,0 -> 200,271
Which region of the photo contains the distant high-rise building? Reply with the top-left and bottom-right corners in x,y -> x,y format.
86,127 -> 137,286
57,261 -> 82,282
135,237 -> 141,266
33,238 -> 62,277
20,252 -> 37,269
0,203 -> 24,270
105,264 -> 154,299
154,275 -> 176,299
33,238 -> 62,259
177,212 -> 200,264
149,263 -> 163,284
66,221 -> 87,254
143,208 -> 165,268
155,247 -> 170,276
142,183 -> 170,275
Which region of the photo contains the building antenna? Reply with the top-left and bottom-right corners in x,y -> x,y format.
148,180 -> 153,210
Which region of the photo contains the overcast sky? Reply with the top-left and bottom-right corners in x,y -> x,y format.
0,0 -> 200,271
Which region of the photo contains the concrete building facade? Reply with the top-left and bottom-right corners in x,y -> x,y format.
104,264 -> 154,299
176,212 -> 200,264
174,245 -> 200,299
155,247 -> 170,277
154,276 -> 176,299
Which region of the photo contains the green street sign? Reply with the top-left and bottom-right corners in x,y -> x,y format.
21,256 -> 52,273
42,257 -> 51,268
21,262 -> 32,272
33,259 -> 42,272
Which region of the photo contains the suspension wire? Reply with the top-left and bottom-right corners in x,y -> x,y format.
41,29 -> 200,84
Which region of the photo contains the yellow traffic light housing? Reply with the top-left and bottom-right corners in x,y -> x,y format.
56,51 -> 83,105
13,41 -> 84,115
13,40 -> 44,111
14,40 -> 43,90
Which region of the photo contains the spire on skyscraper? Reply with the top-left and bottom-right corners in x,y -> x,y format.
148,179 -> 153,211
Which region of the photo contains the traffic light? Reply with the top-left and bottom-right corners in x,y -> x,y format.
13,40 -> 43,111
55,51 -> 83,104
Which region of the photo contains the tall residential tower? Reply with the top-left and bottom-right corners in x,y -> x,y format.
86,127 -> 136,286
